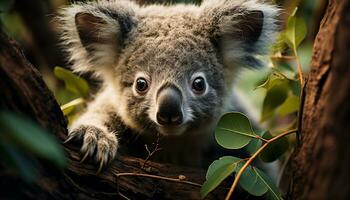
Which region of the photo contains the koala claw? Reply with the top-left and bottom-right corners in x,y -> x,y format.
67,125 -> 118,171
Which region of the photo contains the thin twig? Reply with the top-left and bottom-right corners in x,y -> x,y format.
142,133 -> 162,168
115,172 -> 202,187
225,128 -> 298,200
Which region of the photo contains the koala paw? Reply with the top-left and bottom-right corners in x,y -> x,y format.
65,125 -> 118,173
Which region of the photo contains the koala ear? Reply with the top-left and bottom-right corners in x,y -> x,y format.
75,12 -> 113,49
201,0 -> 280,68
58,1 -> 137,75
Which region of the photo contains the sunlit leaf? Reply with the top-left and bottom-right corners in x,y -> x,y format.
215,112 -> 256,149
0,111 -> 67,168
285,8 -> 307,50
54,66 -> 89,98
255,72 -> 287,91
201,156 -> 241,198
277,94 -> 300,116
259,132 -> 289,162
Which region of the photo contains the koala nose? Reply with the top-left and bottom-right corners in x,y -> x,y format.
156,86 -> 183,126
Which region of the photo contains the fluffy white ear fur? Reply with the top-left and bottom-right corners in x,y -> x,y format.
201,0 -> 280,68
58,0 -> 138,75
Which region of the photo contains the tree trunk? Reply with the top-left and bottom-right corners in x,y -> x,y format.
285,0 -> 350,199
0,28 -> 232,199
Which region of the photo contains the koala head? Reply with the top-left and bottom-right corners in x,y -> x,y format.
59,0 -> 279,136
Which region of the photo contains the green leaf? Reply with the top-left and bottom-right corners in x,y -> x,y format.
0,111 -> 67,168
215,112 -> 256,149
254,168 -> 283,200
285,8 -> 307,50
239,166 -> 269,196
245,130 -> 265,155
255,72 -> 287,91
277,94 -> 300,116
239,166 -> 283,199
201,156 -> 241,198
205,156 -> 241,180
289,80 -> 301,97
54,66 -> 89,98
261,82 -> 289,122
259,132 -> 289,162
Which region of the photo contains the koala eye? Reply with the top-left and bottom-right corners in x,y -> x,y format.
135,77 -> 149,94
191,77 -> 206,94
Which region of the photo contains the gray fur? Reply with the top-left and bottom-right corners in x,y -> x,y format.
59,0 -> 279,167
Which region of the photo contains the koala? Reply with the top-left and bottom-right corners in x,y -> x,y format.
59,0 -> 279,170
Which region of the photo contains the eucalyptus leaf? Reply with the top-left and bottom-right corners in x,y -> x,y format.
54,66 -> 89,98
261,82 -> 289,122
239,166 -> 283,199
201,156 -> 241,198
277,94 -> 300,116
254,168 -> 283,200
255,72 -> 286,91
285,9 -> 307,50
261,84 -> 289,122
289,80 -> 301,97
239,166 -> 269,196
205,156 -> 241,180
215,112 -> 256,149
0,111 -> 67,168
259,132 -> 289,162
245,130 -> 265,155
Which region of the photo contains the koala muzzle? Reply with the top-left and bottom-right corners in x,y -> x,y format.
156,86 -> 183,126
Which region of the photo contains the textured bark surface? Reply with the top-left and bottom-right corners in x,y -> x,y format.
286,0 -> 350,199
0,29 -> 232,199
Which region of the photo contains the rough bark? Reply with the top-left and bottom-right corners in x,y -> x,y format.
285,0 -> 350,199
0,28 -> 232,199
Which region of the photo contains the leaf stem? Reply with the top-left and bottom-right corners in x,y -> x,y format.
224,128 -> 298,200
256,135 -> 269,143
293,47 -> 304,85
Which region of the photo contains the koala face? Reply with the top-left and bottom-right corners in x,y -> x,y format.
115,22 -> 226,135
59,0 -> 279,136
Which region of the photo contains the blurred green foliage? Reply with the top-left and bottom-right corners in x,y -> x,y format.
0,111 -> 67,182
